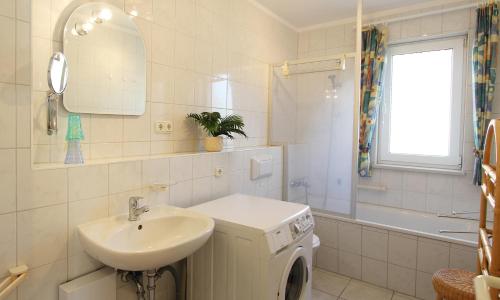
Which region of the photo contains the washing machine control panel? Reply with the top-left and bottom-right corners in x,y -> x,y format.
266,211 -> 314,254
289,213 -> 314,240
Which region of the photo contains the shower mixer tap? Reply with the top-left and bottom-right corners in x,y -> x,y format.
290,178 -> 310,188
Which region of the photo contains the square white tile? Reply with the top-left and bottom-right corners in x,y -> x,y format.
18,260 -> 67,300
109,161 -> 142,194
362,257 -> 387,288
0,149 -> 16,214
388,232 -> 417,269
362,226 -> 388,261
68,165 -> 109,202
339,250 -> 362,280
170,155 -> 194,183
0,83 -> 16,148
338,222 -> 361,255
17,204 -> 67,268
449,244 -> 476,272
170,180 -> 193,208
387,263 -> 416,296
0,213 -> 16,278
340,279 -> 393,300
312,268 -> 350,297
416,238 -> 450,273
193,153 -> 213,178
17,150 -> 68,210
316,246 -> 339,273
415,271 -> 435,300
143,158 -> 170,186
68,196 -> 109,256
192,177 -> 212,205
312,289 -> 337,300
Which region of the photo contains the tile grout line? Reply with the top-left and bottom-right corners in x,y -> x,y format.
66,164 -> 69,280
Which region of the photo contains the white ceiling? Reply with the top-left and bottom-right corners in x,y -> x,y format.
253,0 -> 445,30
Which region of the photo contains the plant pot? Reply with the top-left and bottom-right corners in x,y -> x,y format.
204,136 -> 223,152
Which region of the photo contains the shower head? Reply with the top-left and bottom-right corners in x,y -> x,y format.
328,74 -> 336,88
325,74 -> 339,100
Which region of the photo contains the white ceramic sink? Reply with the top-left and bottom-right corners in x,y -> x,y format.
77,205 -> 214,271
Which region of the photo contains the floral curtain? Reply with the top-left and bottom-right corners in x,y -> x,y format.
472,3 -> 499,185
358,27 -> 387,177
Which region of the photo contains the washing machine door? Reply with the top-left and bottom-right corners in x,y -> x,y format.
278,246 -> 309,300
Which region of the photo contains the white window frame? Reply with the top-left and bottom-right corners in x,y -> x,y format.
376,35 -> 466,172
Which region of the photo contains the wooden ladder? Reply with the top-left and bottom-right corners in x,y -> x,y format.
479,119 -> 500,299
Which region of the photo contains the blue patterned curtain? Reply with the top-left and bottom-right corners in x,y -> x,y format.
358,27 -> 387,177
472,3 -> 499,185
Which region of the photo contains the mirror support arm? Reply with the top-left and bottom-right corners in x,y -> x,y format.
47,92 -> 58,135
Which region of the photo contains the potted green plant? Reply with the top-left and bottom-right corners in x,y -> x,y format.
186,112 -> 247,152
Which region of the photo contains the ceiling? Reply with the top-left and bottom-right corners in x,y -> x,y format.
253,0 -> 447,30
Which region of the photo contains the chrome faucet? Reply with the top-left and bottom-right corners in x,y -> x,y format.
128,196 -> 149,221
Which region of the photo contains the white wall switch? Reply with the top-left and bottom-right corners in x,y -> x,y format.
155,121 -> 173,133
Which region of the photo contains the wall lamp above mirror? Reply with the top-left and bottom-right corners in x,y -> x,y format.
62,2 -> 146,116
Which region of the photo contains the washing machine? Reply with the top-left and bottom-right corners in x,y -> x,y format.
187,194 -> 314,300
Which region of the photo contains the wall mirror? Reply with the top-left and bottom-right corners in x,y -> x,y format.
63,2 -> 146,115
48,52 -> 69,95
47,52 -> 69,135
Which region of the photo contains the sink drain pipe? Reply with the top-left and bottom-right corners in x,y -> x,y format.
156,265 -> 181,300
145,266 -> 181,300
120,264 -> 182,300
120,271 -> 146,300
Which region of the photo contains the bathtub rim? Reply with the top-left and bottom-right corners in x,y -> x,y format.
312,209 -> 477,248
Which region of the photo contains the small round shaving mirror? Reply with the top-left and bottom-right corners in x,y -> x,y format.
48,52 -> 69,95
47,52 -> 69,135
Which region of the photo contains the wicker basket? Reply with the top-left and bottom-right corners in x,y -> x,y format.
432,268 -> 475,300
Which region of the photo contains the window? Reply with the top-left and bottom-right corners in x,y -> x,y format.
377,36 -> 465,171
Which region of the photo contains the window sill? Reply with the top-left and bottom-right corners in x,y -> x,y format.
373,163 -> 465,176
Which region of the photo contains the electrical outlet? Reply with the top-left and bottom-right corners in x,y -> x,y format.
215,167 -> 224,177
155,121 -> 173,133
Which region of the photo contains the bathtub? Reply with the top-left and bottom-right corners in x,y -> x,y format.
355,203 -> 478,246
311,202 -> 478,299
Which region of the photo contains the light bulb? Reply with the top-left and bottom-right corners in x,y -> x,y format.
82,22 -> 93,32
98,9 -> 112,21
93,8 -> 113,23
75,22 -> 93,36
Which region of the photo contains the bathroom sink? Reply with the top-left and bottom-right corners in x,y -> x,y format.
77,206 -> 214,271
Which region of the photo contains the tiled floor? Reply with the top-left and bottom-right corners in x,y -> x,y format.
312,268 -> 420,300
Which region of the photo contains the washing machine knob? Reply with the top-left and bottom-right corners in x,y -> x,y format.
293,223 -> 301,234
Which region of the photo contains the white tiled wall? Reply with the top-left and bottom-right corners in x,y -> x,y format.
357,8 -> 481,216
0,0 -> 293,299
272,49 -> 355,215
314,215 -> 476,300
12,146 -> 283,300
296,8 -> 485,216
31,0 -> 297,163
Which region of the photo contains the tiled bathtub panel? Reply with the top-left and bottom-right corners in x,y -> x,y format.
313,217 -> 477,300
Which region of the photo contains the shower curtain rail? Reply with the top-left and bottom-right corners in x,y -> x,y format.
363,2 -> 480,28
272,52 -> 356,68
273,52 -> 356,76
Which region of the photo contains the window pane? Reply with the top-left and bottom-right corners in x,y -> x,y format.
389,49 -> 453,157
